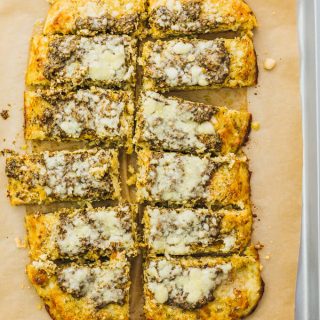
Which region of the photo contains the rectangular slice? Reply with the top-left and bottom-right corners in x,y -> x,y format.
140,35 -> 257,92
144,246 -> 263,320
26,204 -> 137,261
44,0 -> 147,37
26,34 -> 137,89
148,0 -> 257,38
6,148 -> 120,205
143,205 -> 252,255
25,88 -> 134,151
136,150 -> 250,207
27,254 -> 130,320
134,91 -> 251,154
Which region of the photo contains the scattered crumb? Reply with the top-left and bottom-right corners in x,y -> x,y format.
259,264 -> 264,271
21,144 -> 28,151
0,109 -> 9,120
252,213 -> 258,218
254,242 -> 264,250
15,237 -> 27,249
264,58 -> 276,70
0,148 -> 17,157
264,255 -> 270,260
128,165 -> 135,174
127,174 -> 137,186
251,121 -> 260,131
37,303 -> 43,310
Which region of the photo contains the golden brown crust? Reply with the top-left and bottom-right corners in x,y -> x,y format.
148,0 -> 257,38
144,246 -> 263,320
44,0 -> 148,37
140,35 -> 257,92
27,256 -> 130,320
6,149 -> 121,205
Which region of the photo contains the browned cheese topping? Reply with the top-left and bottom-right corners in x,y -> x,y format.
146,207 -> 221,254
56,206 -> 134,257
33,88 -> 132,140
144,152 -> 217,203
6,149 -> 117,200
44,35 -> 136,86
146,259 -> 232,309
143,38 -> 230,89
137,91 -> 221,153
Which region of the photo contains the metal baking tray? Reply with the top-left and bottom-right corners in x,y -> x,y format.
295,0 -> 320,318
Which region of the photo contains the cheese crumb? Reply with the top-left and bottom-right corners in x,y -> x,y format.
263,58 -> 276,70
251,121 -> 260,131
15,237 -> 27,249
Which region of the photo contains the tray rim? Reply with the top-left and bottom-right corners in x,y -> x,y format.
295,0 -> 320,318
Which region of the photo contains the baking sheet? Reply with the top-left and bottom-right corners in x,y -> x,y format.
0,0 -> 302,319
296,0 -> 320,318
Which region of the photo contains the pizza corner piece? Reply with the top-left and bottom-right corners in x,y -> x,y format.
140,35 -> 257,92
27,253 -> 130,320
134,91 -> 251,155
5,148 -> 121,205
148,0 -> 257,38
24,88 -> 134,152
136,149 -> 250,207
25,33 -> 137,89
43,0 -> 148,38
26,204 -> 138,261
143,205 -> 252,256
144,246 -> 263,320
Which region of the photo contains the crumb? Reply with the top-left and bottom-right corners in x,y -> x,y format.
0,109 -> 9,120
254,92 -> 258,96
20,283 -> 26,289
0,148 -> 17,157
252,213 -> 258,218
254,242 -> 264,250
127,174 -> 137,186
128,165 -> 135,174
264,255 -> 270,260
259,264 -> 264,271
37,303 -> 43,310
15,237 -> 27,249
21,144 -> 28,151
264,58 -> 276,70
251,121 -> 260,131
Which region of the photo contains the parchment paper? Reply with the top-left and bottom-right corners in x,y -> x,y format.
0,0 -> 302,319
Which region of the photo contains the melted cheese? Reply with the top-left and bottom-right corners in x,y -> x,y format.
147,259 -> 232,307
147,207 -> 219,254
58,260 -> 128,306
140,91 -> 216,152
42,150 -> 111,198
149,153 -> 211,202
56,207 -> 133,256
